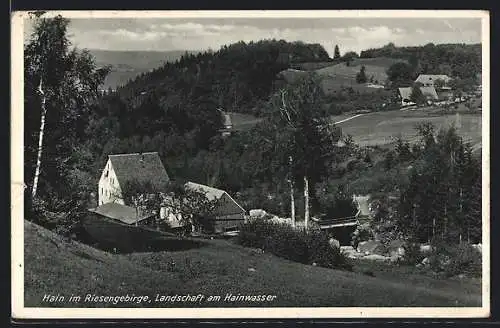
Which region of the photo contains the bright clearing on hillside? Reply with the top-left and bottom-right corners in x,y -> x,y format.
331,110 -> 482,149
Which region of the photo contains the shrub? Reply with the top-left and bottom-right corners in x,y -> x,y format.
237,220 -> 352,271
428,241 -> 482,277
401,241 -> 425,265
28,197 -> 50,225
351,224 -> 374,249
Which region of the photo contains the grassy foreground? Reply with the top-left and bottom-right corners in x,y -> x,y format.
24,220 -> 481,308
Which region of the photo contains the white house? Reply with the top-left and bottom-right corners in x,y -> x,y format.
415,74 -> 452,89
217,108 -> 233,137
98,152 -> 170,206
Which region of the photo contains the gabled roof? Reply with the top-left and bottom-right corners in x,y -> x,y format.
415,74 -> 452,85
108,152 -> 170,191
398,86 -> 438,100
398,87 -> 412,101
184,182 -> 246,212
90,203 -> 154,225
420,86 -> 439,100
185,182 -> 225,201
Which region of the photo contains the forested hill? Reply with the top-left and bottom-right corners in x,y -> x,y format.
360,43 -> 481,80
112,40 -> 331,116
81,40 -> 332,187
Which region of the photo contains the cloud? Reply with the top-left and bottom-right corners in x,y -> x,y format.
98,29 -> 168,41
43,17 -> 481,54
443,19 -> 454,30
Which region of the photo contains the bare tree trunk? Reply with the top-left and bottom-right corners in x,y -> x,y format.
289,179 -> 295,228
31,77 -> 47,199
459,188 -> 463,212
432,217 -> 436,240
288,156 -> 295,228
135,201 -> 139,227
304,175 -> 309,230
443,204 -> 447,237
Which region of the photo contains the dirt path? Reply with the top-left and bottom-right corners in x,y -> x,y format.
333,114 -> 367,125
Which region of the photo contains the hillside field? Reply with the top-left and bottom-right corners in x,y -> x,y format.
315,57 -> 406,95
331,110 -> 482,150
24,220 -> 481,308
227,109 -> 482,152
280,57 -> 406,95
228,112 -> 263,132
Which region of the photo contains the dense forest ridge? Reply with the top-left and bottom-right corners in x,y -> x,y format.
100,40 -> 480,116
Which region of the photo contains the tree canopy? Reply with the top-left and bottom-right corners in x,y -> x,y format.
24,14 -> 109,207
362,43 -> 481,81
386,62 -> 414,87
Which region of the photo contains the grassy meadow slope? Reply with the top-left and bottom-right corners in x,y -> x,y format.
24,220 -> 481,308
315,57 -> 406,95
331,110 -> 482,149
224,109 -> 482,151
228,112 -> 264,132
280,57 -> 406,95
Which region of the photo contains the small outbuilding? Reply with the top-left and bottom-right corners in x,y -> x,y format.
184,182 -> 246,234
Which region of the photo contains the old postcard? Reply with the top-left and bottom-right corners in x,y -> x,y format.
11,10 -> 490,319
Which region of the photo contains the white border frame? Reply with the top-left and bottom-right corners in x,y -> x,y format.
11,9 -> 490,319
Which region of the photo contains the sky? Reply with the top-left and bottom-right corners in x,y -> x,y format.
23,15 -> 482,56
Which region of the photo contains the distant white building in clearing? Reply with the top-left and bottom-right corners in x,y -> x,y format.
415,74 -> 452,89
398,86 -> 439,106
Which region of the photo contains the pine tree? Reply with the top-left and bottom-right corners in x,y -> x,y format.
355,66 -> 367,84
334,45 -> 341,59
410,84 -> 426,105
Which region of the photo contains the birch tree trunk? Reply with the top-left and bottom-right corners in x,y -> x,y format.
289,179 -> 295,228
304,175 -> 309,230
31,77 -> 47,199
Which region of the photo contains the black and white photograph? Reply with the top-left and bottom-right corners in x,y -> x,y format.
11,10 -> 490,319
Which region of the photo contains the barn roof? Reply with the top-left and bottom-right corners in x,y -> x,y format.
185,182 -> 225,201
108,152 -> 170,191
184,182 -> 246,213
398,87 -> 412,101
90,203 -> 154,225
415,74 -> 452,85
398,86 -> 438,101
420,86 -> 439,100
